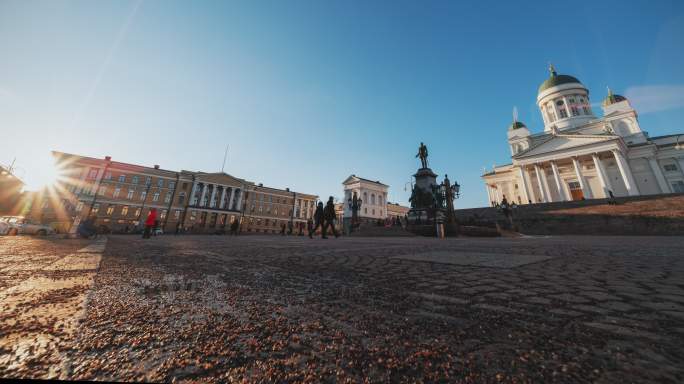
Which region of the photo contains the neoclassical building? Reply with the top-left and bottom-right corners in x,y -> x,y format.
483,66 -> 684,205
342,175 -> 389,221
42,151 -> 317,234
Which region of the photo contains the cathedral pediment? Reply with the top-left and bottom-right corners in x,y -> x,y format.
513,133 -> 619,159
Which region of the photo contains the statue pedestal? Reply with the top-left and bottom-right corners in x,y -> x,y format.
407,167 -> 446,237
413,168 -> 438,192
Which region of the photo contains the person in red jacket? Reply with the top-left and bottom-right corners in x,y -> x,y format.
142,208 -> 157,239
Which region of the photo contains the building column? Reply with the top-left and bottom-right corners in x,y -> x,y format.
209,184 -> 218,208
219,186 -> 227,209
592,154 -> 613,198
228,188 -> 236,210
612,150 -> 639,196
189,182 -> 198,205
235,188 -> 243,211
647,157 -> 671,193
516,167 -> 530,204
572,157 -> 592,199
486,185 -> 494,206
534,164 -> 548,203
550,161 -> 569,201
540,165 -> 554,202
523,167 -> 537,203
199,183 -> 208,206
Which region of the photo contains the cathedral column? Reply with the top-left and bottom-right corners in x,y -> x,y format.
199,183 -> 208,207
219,186 -> 227,209
592,154 -> 613,198
516,167 -> 530,204
611,150 -> 639,196
550,161 -> 568,201
228,188 -> 236,210
540,165 -> 553,202
534,164 -> 548,203
486,185 -> 494,206
209,184 -> 218,208
572,157 -> 592,199
647,157 -> 671,193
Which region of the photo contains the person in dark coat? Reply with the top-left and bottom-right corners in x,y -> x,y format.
280,223 -> 286,236
321,196 -> 339,239
287,220 -> 293,235
307,218 -> 314,239
310,202 -> 324,238
230,219 -> 239,235
142,208 -> 157,239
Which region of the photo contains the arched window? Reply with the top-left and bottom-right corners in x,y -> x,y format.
363,192 -> 367,203
371,194 -> 375,205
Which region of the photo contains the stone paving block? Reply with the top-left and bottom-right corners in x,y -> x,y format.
391,251 -> 553,268
583,322 -> 663,342
549,293 -> 591,303
548,308 -> 584,317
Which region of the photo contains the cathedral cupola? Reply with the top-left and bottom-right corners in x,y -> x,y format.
602,87 -> 628,107
536,64 -> 595,132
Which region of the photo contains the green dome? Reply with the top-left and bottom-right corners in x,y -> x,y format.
509,121 -> 527,131
602,93 -> 627,107
538,74 -> 583,93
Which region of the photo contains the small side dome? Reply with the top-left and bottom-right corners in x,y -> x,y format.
538,64 -> 582,93
602,87 -> 627,106
509,121 -> 527,131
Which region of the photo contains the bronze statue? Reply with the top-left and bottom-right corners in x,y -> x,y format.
416,142 -> 429,169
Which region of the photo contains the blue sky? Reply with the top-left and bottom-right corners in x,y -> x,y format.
1,0 -> 683,208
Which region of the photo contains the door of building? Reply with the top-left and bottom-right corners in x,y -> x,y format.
568,181 -> 584,201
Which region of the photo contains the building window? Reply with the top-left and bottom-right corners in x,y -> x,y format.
113,187 -> 121,198
141,191 -> 147,201
174,210 -> 181,219
571,106 -> 579,116
118,174 -> 126,183
127,189 -> 135,199
190,210 -> 197,221
164,192 -> 172,203
664,164 -> 678,172
178,192 -> 186,204
134,208 -> 141,217
152,192 -> 160,202
132,176 -> 139,184
169,181 -> 176,189
157,179 -> 164,188
371,194 -> 375,205
672,181 -> 684,193
76,202 -> 84,212
121,206 -> 129,216
98,186 -> 107,195
92,203 -> 100,214
87,169 -> 99,179
145,176 -> 152,186
104,171 -> 112,180
182,182 -> 188,190
160,210 -> 167,220
106,205 -> 115,215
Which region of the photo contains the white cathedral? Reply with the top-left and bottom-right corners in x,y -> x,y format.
482,65 -> 684,205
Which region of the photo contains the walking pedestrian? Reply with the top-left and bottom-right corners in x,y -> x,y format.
321,196 -> 339,239
307,218 -> 314,239
287,220 -> 293,235
230,219 -> 239,235
310,202 -> 324,238
142,208 -> 157,239
280,223 -> 286,236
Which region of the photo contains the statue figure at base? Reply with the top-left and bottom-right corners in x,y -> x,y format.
416,142 -> 429,169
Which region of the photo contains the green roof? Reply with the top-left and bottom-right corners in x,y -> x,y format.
538,74 -> 582,93
509,121 -> 527,131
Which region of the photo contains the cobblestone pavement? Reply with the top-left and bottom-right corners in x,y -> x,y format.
2,235 -> 684,383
